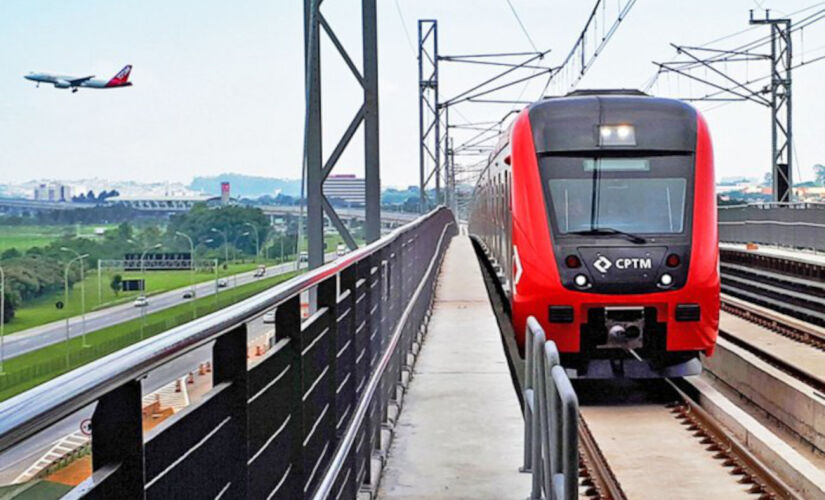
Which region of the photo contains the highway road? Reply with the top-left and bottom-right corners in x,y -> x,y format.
3,255 -> 333,360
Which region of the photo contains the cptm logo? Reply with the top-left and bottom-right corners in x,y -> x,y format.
593,256 -> 612,273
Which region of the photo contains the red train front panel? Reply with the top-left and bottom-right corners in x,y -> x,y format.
472,91 -> 719,378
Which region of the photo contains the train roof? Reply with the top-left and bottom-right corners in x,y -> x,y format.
528,92 -> 698,154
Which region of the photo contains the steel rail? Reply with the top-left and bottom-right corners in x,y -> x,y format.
666,378 -> 797,499
312,220 -> 454,500
578,418 -> 626,500
0,207 -> 449,452
721,293 -> 825,345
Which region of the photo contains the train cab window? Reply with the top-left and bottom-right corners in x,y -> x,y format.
539,155 -> 692,236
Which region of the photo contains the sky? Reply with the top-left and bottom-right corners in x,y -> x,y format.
1,0 -> 825,189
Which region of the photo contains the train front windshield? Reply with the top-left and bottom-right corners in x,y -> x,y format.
540,155 -> 693,235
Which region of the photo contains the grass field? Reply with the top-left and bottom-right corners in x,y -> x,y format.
0,270 -> 301,402
2,260 -> 285,335
0,224 -> 117,252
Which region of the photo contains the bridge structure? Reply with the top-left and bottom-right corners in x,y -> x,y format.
0,203 -> 823,499
3,3 -> 825,500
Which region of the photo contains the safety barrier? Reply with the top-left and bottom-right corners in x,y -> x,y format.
521,317 -> 579,500
0,207 -> 457,499
719,202 -> 825,252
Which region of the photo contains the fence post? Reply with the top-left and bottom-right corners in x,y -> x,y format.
551,365 -> 579,500
88,379 -> 145,498
212,323 -> 249,498
520,320 -> 535,474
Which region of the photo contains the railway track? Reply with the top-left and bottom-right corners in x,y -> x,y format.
720,294 -> 825,394
720,258 -> 825,328
574,374 -> 799,499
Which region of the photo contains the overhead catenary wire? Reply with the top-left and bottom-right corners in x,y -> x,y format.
504,0 -> 539,53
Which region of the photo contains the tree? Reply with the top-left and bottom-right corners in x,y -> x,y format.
762,171 -> 772,187
116,221 -> 133,241
1,248 -> 21,260
110,274 -> 123,296
814,164 -> 825,186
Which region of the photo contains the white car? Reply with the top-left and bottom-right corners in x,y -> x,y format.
336,243 -> 347,257
217,278 -> 228,288
299,251 -> 309,264
263,310 -> 276,324
133,296 -> 149,307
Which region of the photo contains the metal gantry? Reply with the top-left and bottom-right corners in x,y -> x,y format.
650,8 -> 819,203
303,0 -> 381,270
418,19 -> 441,213
750,10 -> 793,203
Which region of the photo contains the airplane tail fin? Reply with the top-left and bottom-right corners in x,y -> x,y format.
106,65 -> 132,87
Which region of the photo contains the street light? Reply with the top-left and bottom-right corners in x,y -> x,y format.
233,231 -> 250,288
140,243 -> 162,339
210,227 -> 228,268
205,238 -> 219,306
63,253 -> 89,366
175,231 -> 197,319
61,248 -> 89,348
243,222 -> 260,263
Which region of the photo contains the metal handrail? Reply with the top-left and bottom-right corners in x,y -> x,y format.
312,220 -> 455,499
522,317 -> 579,500
0,207 -> 450,452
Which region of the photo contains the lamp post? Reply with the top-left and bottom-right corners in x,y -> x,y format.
210,227 -> 228,267
233,231 -> 250,287
243,222 -> 260,263
205,238 -> 219,306
63,253 -> 88,366
176,231 -> 197,319
0,264 -> 5,375
140,243 -> 162,339
61,248 -> 89,348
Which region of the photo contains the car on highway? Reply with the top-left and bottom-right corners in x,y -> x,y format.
336,243 -> 347,257
182,289 -> 195,299
254,265 -> 266,278
263,310 -> 276,324
217,278 -> 228,288
133,296 -> 149,307
299,251 -> 308,264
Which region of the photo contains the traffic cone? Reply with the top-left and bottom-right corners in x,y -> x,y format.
199,363 -> 206,376
175,380 -> 182,393
187,372 -> 194,385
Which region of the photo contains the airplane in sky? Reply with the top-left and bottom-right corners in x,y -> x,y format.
24,65 -> 132,93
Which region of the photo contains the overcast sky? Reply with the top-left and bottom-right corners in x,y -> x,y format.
1,0 -> 824,188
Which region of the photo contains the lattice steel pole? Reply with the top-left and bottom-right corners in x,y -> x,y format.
418,19 -> 440,212
304,0 -> 381,268
750,9 -> 793,202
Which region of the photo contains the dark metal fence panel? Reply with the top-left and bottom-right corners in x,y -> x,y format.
719,203 -> 825,251
0,207 -> 456,500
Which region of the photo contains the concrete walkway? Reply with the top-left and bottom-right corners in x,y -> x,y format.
377,236 -> 528,499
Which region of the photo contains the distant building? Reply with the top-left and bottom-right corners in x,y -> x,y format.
221,182 -> 231,205
324,174 -> 365,206
34,183 -> 72,202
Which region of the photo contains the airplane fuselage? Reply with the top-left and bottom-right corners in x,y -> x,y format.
24,65 -> 132,92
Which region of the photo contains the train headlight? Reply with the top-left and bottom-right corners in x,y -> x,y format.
574,274 -> 589,288
598,124 -> 636,146
659,273 -> 673,287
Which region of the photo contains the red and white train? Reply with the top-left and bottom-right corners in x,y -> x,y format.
469,90 -> 719,378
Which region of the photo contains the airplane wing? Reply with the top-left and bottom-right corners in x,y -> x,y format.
67,75 -> 95,85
